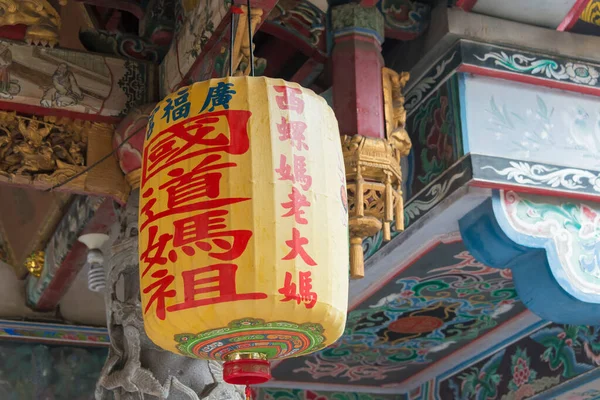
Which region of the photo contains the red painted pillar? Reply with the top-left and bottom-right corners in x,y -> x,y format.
332,3 -> 385,139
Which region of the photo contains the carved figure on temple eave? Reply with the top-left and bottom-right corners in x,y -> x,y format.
0,0 -> 62,47
14,143 -> 55,175
385,69 -> 412,158
18,117 -> 51,147
0,112 -> 87,183
41,64 -> 84,109
0,43 -> 19,99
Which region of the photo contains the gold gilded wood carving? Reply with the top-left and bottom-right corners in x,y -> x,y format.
383,67 -> 411,160
581,0 -> 600,26
343,68 -> 412,279
0,0 -> 63,47
0,111 -> 129,203
25,250 -> 44,278
0,112 -> 86,179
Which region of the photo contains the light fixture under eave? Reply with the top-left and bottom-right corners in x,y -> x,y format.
78,233 -> 109,292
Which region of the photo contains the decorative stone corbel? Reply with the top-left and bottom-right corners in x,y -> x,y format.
343,68 -> 412,279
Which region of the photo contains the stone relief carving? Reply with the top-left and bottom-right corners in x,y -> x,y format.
96,190 -> 245,400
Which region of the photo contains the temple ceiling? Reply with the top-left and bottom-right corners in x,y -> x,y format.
0,1 -> 599,399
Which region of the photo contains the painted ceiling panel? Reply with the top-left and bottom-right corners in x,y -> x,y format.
553,375 -> 600,399
472,0 -> 577,29
439,324 -> 600,399
271,238 -> 526,389
0,186 -> 70,277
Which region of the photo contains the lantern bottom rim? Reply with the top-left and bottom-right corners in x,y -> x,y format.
223,353 -> 271,385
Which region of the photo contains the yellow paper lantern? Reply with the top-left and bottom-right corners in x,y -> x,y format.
138,77 -> 349,385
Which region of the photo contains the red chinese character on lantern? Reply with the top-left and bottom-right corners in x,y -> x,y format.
140,225 -> 174,277
275,154 -> 294,182
281,187 -> 310,224
274,155 -> 312,191
282,228 -> 316,266
143,269 -> 176,320
140,154 -> 250,231
167,264 -> 267,312
278,271 -> 317,309
172,209 -> 252,261
273,86 -> 304,114
277,117 -> 308,151
142,110 -> 251,184
293,155 -> 312,191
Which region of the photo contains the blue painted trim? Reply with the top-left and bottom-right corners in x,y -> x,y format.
0,320 -> 107,332
333,28 -> 384,44
459,198 -> 530,269
491,191 -> 600,304
460,193 -> 600,324
0,319 -> 109,346
533,367 -> 600,399
457,73 -> 470,155
404,149 -> 415,199
448,74 -> 464,159
326,5 -> 333,56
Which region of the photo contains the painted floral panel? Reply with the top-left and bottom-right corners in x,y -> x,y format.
271,239 -> 522,387
497,191 -> 600,302
439,324 -> 600,400
406,75 -> 463,198
258,388 -> 402,400
462,74 -> 600,172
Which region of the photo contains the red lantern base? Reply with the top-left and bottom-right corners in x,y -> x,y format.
223,357 -> 272,385
223,353 -> 271,400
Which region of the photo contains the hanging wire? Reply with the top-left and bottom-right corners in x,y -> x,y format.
229,6 -> 235,76
246,0 -> 255,77
44,127 -> 143,192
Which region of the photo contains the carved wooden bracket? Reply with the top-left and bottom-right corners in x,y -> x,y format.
343,68 -> 412,279
0,111 -> 130,204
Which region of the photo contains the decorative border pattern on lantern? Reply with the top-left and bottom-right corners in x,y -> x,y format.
174,318 -> 326,360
